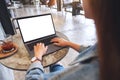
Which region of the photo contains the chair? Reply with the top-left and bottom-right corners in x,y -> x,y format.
72,1 -> 83,16
11,0 -> 23,8
39,0 -> 56,10
62,0 -> 73,12
62,0 -> 83,16
48,0 -> 56,7
40,0 -> 48,5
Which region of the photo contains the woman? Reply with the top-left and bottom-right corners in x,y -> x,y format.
26,2 -> 98,78
26,0 -> 120,80
26,42 -> 98,80
83,0 -> 120,80
85,0 -> 120,80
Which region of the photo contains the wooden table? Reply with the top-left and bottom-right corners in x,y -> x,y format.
0,29 -> 69,71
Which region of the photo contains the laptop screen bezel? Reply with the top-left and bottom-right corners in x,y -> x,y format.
16,13 -> 56,43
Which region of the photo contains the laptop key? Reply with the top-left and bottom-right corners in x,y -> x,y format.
27,43 -> 35,51
27,36 -> 56,51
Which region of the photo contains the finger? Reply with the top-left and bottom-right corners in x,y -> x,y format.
45,46 -> 48,50
51,37 -> 59,42
39,43 -> 42,45
34,45 -> 36,48
53,43 -> 60,46
51,40 -> 59,43
36,43 -> 40,46
41,43 -> 45,47
44,46 -> 48,53
34,45 -> 36,52
34,45 -> 36,50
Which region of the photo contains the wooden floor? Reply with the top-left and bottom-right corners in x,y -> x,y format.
1,6 -> 97,80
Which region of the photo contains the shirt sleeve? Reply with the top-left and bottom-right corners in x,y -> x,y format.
69,44 -> 97,65
78,46 -> 89,53
25,61 -> 44,80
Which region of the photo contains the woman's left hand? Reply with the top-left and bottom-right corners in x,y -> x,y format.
34,43 -> 48,60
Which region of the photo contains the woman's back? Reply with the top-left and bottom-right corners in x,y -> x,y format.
50,59 -> 99,80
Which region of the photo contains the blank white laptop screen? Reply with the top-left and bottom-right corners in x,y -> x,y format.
17,14 -> 55,42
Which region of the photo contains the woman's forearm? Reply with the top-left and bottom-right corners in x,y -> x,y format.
66,41 -> 80,52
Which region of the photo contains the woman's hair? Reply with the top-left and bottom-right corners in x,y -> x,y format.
88,0 -> 120,80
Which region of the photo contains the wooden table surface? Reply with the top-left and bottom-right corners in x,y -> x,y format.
0,29 -> 69,71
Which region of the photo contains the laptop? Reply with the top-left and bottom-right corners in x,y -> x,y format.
16,13 -> 66,58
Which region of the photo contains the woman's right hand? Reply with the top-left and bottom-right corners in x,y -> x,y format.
51,37 -> 81,52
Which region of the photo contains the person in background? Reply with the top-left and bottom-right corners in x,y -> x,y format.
26,0 -> 120,80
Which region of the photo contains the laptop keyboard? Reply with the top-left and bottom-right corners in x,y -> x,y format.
27,36 -> 57,51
